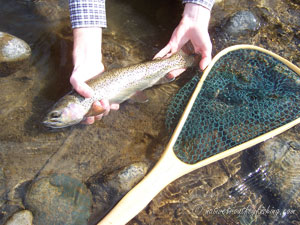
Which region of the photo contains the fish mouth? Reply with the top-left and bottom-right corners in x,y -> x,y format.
42,117 -> 83,129
42,120 -> 68,129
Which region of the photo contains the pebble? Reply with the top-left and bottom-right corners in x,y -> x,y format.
4,210 -> 33,225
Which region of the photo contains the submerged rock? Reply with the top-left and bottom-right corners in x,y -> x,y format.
4,210 -> 33,225
224,10 -> 260,36
258,126 -> 300,213
0,32 -> 31,76
87,162 -> 149,224
230,125 -> 300,223
33,0 -> 69,22
25,174 -> 92,225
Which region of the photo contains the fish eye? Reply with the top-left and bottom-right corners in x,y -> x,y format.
49,111 -> 61,118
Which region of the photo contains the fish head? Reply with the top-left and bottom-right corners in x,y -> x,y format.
43,95 -> 87,128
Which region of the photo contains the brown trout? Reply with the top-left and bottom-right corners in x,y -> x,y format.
43,51 -> 198,128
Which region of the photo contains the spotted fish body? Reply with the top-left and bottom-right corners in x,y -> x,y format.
43,51 -> 197,128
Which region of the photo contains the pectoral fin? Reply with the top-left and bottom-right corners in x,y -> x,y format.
85,102 -> 106,117
155,74 -> 175,85
128,91 -> 149,103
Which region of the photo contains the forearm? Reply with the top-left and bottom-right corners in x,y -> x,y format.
72,28 -> 102,68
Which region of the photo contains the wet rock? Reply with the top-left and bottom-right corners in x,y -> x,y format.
224,10 -> 260,36
33,0 -> 69,22
4,210 -> 33,225
0,202 -> 24,225
87,162 -> 149,224
0,32 -> 31,76
230,125 -> 300,223
25,174 -> 92,225
257,126 -> 300,211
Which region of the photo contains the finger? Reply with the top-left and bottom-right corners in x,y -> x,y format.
81,116 -> 95,125
198,44 -> 212,71
95,114 -> 103,121
110,103 -> 120,111
154,44 -> 171,59
100,99 -> 110,116
199,55 -> 212,71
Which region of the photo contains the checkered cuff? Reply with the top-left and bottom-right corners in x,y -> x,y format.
182,0 -> 215,11
69,0 -> 107,29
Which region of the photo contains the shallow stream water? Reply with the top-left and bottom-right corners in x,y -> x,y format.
0,0 -> 299,224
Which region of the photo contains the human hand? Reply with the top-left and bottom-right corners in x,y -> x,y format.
70,28 -> 119,124
154,3 -> 212,78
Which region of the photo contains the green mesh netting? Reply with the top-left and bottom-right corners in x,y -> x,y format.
166,49 -> 300,164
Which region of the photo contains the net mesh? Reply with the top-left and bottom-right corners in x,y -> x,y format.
166,49 -> 300,164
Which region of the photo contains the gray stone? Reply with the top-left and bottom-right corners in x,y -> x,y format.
25,174 -> 92,225
4,210 -> 33,225
0,32 -> 31,76
87,162 -> 149,224
224,10 -> 260,36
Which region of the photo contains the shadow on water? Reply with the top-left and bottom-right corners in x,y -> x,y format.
24,32 -> 74,137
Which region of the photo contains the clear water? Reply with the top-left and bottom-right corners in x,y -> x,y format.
0,0 -> 299,224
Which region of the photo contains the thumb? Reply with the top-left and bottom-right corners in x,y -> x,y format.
199,55 -> 211,71
70,77 -> 94,98
154,44 -> 171,59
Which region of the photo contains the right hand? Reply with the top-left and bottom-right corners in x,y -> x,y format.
70,28 -> 119,124
154,3 -> 212,78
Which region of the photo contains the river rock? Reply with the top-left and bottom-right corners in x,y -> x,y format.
0,32 -> 31,76
4,210 -> 33,225
224,10 -> 260,36
25,174 -> 92,225
230,125 -> 300,222
87,162 -> 149,224
33,0 -> 69,22
258,125 -> 300,210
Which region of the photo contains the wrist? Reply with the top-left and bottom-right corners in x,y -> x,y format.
182,3 -> 211,27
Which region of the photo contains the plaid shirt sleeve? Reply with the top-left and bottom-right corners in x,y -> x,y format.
69,0 -> 107,29
182,0 -> 215,11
